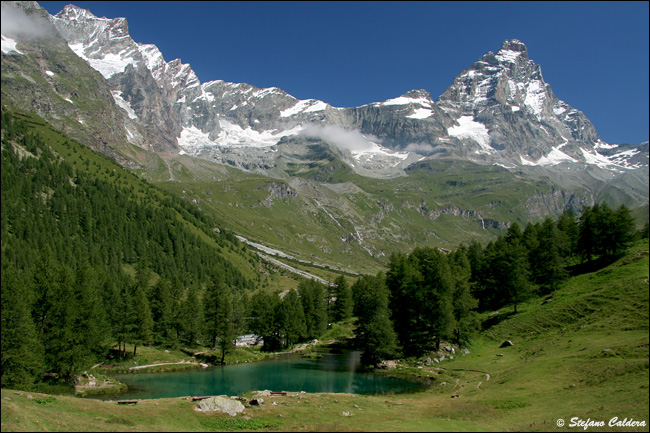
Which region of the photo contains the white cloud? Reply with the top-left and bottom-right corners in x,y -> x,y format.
404,142 -> 435,154
300,124 -> 381,153
1,3 -> 52,39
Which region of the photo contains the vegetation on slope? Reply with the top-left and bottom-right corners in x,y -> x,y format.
1,106 -> 262,387
2,240 -> 647,431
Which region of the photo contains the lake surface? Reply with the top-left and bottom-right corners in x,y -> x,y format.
98,349 -> 426,400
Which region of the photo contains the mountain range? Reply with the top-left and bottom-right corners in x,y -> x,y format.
2,0 -> 648,271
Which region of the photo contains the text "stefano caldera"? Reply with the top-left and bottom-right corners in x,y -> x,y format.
567,417 -> 646,430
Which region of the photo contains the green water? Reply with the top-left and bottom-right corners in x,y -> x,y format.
100,350 -> 426,400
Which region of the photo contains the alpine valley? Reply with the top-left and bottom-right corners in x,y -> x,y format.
2,0 -> 648,273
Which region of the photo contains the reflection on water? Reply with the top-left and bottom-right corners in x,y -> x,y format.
97,349 -> 426,400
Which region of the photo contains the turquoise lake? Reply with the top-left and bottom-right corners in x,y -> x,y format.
99,350 -> 426,400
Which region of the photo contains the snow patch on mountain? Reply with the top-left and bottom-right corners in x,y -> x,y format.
523,80 -> 546,118
280,99 -> 328,117
375,95 -> 433,107
216,120 -> 302,147
137,44 -> 166,80
177,125 -> 215,152
111,91 -> 137,119
495,48 -> 522,63
1,34 -> 22,54
68,42 -> 139,78
593,140 -> 618,150
406,107 -> 434,119
520,146 -> 577,166
580,147 -> 620,169
447,116 -> 494,153
578,145 -> 642,171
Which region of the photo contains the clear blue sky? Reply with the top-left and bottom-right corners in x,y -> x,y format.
39,1 -> 649,145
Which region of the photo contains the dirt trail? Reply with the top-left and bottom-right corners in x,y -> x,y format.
129,360 -> 203,370
444,368 -> 491,394
477,373 -> 491,389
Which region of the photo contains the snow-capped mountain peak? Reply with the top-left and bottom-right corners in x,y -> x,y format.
44,4 -> 646,176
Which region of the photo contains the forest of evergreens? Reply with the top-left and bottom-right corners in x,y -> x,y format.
1,108 -> 257,388
1,107 -> 646,391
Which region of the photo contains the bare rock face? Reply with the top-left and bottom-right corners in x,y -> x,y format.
1,1 -> 130,162
44,6 -> 648,176
195,396 -> 245,416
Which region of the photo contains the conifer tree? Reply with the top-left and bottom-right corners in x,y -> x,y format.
43,264 -> 84,380
331,275 -> 353,322
385,252 -> 420,356
449,248 -> 479,346
149,277 -> 175,346
127,261 -> 154,357
486,235 -> 531,314
353,274 -> 397,366
279,290 -> 307,347
577,205 -> 597,262
214,289 -> 237,364
410,248 -> 455,351
593,203 -> 616,257
204,271 -> 227,349
1,267 -> 44,388
73,264 -> 110,360
249,290 -> 282,351
556,209 -> 579,259
169,276 -> 185,346
535,216 -> 568,293
31,245 -> 58,339
298,279 -> 327,339
179,285 -> 204,346
610,204 -> 636,256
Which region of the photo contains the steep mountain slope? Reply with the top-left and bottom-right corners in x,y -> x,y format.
1,1 -> 130,162
0,105 -> 262,288
44,4 -> 647,176
2,1 -> 647,271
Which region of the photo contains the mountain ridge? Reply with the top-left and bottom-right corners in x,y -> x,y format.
41,3 -> 647,176
2,1 -> 647,270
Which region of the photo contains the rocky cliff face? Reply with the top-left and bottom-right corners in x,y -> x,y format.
44,4 -> 646,180
1,1 -> 129,161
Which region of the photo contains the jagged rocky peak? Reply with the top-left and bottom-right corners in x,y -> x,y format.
495,39 -> 529,62
401,89 -> 433,101
32,2 -> 650,175
53,4 -> 128,43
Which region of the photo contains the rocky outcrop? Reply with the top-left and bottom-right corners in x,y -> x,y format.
260,182 -> 296,207
195,396 -> 245,416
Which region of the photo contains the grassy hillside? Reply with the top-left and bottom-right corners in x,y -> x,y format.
140,147 -> 584,275
3,240 -> 647,431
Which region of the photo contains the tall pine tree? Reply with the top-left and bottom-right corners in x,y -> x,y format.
353,274 -> 397,367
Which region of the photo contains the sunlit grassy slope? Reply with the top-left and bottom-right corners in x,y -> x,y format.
142,148 -> 572,275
